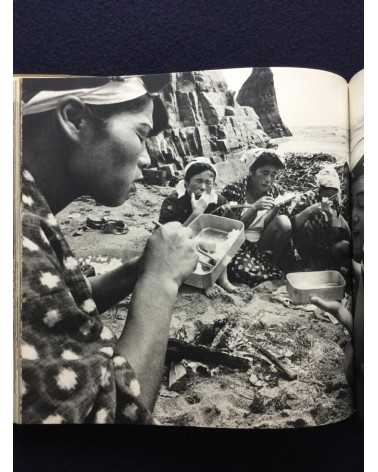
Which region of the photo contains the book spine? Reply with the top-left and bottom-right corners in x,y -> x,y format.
13,78 -> 22,424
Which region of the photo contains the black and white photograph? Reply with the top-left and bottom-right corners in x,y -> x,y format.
17,66 -> 360,428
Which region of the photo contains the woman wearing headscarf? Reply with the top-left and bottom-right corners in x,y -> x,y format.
20,75 -> 198,424
159,157 -> 237,295
290,165 -> 351,271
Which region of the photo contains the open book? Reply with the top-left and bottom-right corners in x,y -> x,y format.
14,67 -> 364,427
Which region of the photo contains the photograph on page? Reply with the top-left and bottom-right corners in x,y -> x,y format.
16,67 -> 359,427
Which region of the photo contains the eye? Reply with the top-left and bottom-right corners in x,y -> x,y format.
136,132 -> 146,144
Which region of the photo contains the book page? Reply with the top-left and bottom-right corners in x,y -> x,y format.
348,69 -> 364,420
349,69 -> 364,170
17,68 -> 353,428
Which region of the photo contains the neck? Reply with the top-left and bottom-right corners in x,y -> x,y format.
23,140 -> 80,214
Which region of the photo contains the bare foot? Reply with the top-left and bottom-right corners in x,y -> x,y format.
204,284 -> 236,304
205,285 -> 223,299
217,268 -> 239,293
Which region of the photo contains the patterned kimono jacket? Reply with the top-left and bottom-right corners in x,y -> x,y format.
221,177 -> 350,287
20,169 -> 154,424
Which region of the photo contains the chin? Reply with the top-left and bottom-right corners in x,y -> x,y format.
97,188 -> 131,207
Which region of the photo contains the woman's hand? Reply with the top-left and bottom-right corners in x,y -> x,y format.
143,222 -> 198,286
191,192 -> 211,216
252,196 -> 275,211
310,296 -> 353,334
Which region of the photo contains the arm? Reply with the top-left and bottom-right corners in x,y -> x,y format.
88,256 -> 142,313
183,192 -> 211,226
115,222 -> 198,409
293,202 -> 322,230
240,204 -> 258,227
240,196 -> 275,228
116,274 -> 178,409
310,296 -> 353,334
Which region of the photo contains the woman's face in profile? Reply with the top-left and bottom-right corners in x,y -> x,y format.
74,97 -> 154,206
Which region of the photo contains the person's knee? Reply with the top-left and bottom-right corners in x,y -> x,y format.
276,215 -> 292,237
332,239 -> 351,258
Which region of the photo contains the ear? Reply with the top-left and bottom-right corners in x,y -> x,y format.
55,96 -> 87,144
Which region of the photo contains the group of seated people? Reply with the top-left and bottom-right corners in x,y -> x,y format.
20,75 -> 362,425
159,151 -> 352,294
158,151 -> 364,422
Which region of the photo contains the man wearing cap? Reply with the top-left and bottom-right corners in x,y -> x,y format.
20,75 -> 198,424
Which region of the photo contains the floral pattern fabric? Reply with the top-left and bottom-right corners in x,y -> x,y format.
20,169 -> 153,424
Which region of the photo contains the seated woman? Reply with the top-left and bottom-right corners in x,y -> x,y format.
222,151 -> 351,287
20,75 -> 198,424
159,158 -> 237,296
221,150 -> 293,288
291,166 -> 351,272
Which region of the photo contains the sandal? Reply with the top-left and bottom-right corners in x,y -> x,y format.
86,217 -> 129,235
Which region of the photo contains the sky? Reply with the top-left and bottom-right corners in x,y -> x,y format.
221,67 -> 348,129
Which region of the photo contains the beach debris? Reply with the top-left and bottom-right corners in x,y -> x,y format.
245,394 -> 266,415
166,338 -> 250,371
246,338 -> 297,381
270,286 -> 316,312
168,361 -> 188,390
185,361 -> 213,377
248,373 -> 264,388
86,217 -> 128,235
159,390 -> 179,399
80,262 -> 96,277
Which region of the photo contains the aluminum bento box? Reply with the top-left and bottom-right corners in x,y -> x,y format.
286,270 -> 346,305
185,214 -> 245,289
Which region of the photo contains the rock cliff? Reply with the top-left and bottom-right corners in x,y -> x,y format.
147,70 -> 271,169
237,68 -> 291,139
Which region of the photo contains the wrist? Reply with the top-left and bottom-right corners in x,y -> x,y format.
192,207 -> 204,216
138,271 -> 179,298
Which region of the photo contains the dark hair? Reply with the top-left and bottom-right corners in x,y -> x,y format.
184,163 -> 216,183
23,94 -> 169,140
86,95 -> 169,137
22,75 -> 170,138
249,152 -> 283,174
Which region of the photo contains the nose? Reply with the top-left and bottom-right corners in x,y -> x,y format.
352,211 -> 360,227
137,146 -> 151,170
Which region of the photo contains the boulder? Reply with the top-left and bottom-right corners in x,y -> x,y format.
237,67 -> 292,138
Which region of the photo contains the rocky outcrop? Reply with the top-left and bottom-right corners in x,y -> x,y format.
237,68 -> 291,139
147,70 -> 270,169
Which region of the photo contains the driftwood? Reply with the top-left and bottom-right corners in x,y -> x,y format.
166,338 -> 250,371
251,343 -> 297,381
